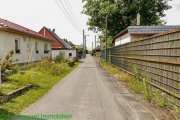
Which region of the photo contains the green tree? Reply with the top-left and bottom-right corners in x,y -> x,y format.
82,0 -> 171,45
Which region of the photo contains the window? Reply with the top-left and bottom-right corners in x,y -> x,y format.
44,44 -> 49,53
69,53 -> 72,57
35,42 -> 39,54
27,41 -> 31,52
15,39 -> 20,53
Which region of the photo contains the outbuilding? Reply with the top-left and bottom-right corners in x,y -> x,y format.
112,26 -> 180,46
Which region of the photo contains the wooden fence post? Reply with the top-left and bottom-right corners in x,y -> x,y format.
109,50 -> 111,64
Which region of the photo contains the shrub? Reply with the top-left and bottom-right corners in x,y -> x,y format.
49,64 -> 63,76
36,59 -> 70,76
72,57 -> 79,62
129,65 -> 143,93
37,59 -> 54,71
154,90 -> 167,107
0,50 -> 18,81
54,52 -> 65,63
142,73 -> 153,101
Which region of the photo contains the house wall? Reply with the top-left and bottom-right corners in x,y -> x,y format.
0,31 -> 51,64
52,49 -> 77,59
114,33 -> 154,46
115,33 -> 131,46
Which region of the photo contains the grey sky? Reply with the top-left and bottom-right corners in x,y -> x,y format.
0,0 -> 179,50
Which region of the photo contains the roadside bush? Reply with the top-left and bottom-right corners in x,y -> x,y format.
54,52 -> 65,63
0,50 -> 18,81
142,73 -> 153,101
129,65 -> 143,93
72,57 -> 79,62
154,90 -> 167,107
37,59 -> 54,71
37,59 -> 70,76
49,64 -> 64,76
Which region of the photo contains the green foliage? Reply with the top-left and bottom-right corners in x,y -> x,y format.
82,0 -> 171,44
129,64 -> 143,93
154,90 -> 167,107
37,59 -> 70,76
54,52 -> 65,63
0,50 -> 19,81
142,73 -> 153,101
132,64 -> 139,82
0,60 -> 78,114
99,58 -> 131,82
171,105 -> 180,120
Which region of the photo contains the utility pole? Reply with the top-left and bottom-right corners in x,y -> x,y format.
92,42 -> 93,51
85,36 -> 86,58
105,15 -> 108,62
95,35 -> 96,50
83,29 -> 86,58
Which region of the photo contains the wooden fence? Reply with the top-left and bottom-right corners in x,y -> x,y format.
101,29 -> 180,106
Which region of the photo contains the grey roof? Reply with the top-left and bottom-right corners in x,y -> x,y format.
46,28 -> 72,49
127,25 -> 180,34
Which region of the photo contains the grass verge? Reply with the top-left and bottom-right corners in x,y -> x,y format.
0,60 -> 78,114
98,58 -> 180,120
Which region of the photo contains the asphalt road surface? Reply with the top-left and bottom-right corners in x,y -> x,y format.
22,55 -> 156,120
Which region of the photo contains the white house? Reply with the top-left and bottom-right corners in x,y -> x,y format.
112,26 -> 180,46
0,18 -> 52,64
39,27 -> 77,59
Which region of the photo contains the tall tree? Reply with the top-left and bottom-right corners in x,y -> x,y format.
82,0 -> 171,45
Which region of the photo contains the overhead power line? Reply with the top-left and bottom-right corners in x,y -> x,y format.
54,0 -> 81,33
63,0 -> 82,29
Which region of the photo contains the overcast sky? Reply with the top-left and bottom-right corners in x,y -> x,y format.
0,0 -> 180,50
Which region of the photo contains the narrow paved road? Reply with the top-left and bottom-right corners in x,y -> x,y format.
22,55 -> 156,120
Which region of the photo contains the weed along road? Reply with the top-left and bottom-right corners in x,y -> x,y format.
22,55 -> 156,120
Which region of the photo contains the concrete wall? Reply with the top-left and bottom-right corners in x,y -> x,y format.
0,31 -> 51,64
115,33 -> 131,46
52,49 -> 77,59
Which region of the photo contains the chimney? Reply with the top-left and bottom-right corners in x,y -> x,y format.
53,29 -> 55,32
137,12 -> 140,25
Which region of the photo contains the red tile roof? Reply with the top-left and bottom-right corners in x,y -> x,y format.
0,18 -> 51,42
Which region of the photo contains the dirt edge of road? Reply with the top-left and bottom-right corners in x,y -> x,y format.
97,58 -> 177,120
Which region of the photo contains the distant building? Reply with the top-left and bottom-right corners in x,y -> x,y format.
112,26 -> 180,46
39,27 -> 77,59
0,18 -> 52,64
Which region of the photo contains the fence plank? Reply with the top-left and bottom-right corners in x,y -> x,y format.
101,29 -> 180,106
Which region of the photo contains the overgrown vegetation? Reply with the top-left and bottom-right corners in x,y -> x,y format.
99,58 -> 180,119
0,51 -> 79,114
0,50 -> 19,81
0,59 -> 78,114
53,52 -> 68,63
128,65 -> 143,93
